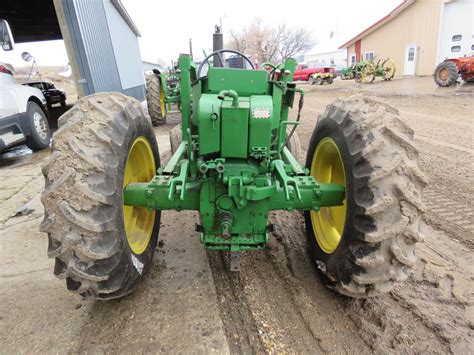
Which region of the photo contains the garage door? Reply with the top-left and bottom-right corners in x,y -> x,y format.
437,0 -> 473,64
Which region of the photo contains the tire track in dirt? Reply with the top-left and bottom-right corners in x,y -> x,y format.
423,188 -> 473,248
208,211 -> 372,354
207,252 -> 266,354
414,137 -> 473,249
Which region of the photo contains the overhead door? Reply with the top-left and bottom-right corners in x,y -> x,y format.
437,0 -> 473,64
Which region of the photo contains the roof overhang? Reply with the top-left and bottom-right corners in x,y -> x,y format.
0,0 -> 140,43
111,0 -> 141,37
339,0 -> 415,49
0,0 -> 62,43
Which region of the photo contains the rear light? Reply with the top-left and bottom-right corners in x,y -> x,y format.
0,65 -> 13,76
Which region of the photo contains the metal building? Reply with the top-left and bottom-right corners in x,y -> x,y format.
339,0 -> 473,77
2,0 -> 146,100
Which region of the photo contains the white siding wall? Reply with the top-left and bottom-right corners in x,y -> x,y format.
305,49 -> 347,68
103,0 -> 144,91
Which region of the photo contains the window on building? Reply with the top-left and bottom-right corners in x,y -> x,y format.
330,58 -> 335,65
471,44 -> 474,51
452,34 -> 462,42
365,52 -> 374,60
451,45 -> 461,52
408,47 -> 415,61
351,55 -> 356,65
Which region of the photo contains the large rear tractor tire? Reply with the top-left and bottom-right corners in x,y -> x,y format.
434,60 -> 458,87
304,95 -> 427,297
41,92 -> 161,300
146,74 -> 167,125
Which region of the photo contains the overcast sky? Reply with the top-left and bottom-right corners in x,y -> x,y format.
2,0 -> 400,68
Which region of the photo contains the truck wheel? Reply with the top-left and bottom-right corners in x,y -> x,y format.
309,76 -> 315,85
25,101 -> 51,151
315,77 -> 323,85
146,74 -> 166,125
41,92 -> 161,300
434,61 -> 458,87
304,96 -> 427,297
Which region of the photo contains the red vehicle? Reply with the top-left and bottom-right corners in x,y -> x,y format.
293,64 -> 335,85
434,55 -> 474,87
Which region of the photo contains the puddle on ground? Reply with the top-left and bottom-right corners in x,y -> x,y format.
0,145 -> 50,168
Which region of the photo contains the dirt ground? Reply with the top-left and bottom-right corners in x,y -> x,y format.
0,76 -> 472,353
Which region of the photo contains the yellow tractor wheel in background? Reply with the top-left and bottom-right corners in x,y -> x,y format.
146,74 -> 167,125
382,58 -> 396,80
360,62 -> 376,83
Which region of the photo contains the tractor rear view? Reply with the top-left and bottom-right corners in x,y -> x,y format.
41,48 -> 426,300
434,56 -> 474,87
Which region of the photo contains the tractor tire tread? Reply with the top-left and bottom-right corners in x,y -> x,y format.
146,74 -> 166,125
285,125 -> 303,163
434,61 -> 458,87
41,92 -> 158,300
170,124 -> 183,155
306,95 -> 426,298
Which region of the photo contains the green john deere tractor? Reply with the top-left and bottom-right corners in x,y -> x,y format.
343,57 -> 396,83
146,67 -> 181,125
41,49 -> 426,300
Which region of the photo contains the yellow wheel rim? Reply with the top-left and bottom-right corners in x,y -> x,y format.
123,136 -> 156,255
310,137 -> 347,254
159,86 -> 166,117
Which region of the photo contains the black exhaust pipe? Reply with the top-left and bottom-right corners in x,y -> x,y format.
213,25 -> 223,67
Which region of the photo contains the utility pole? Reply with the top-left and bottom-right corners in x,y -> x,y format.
189,38 -> 193,59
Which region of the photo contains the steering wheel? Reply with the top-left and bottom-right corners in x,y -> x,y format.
197,49 -> 255,78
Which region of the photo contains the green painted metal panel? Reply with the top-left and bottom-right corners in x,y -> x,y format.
249,95 -> 273,159
205,67 -> 270,96
221,100 -> 249,158
197,94 -> 221,155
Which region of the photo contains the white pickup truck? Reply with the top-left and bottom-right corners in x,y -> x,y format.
0,19 -> 51,152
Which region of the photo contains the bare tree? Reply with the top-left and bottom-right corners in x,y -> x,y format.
226,19 -> 315,63
228,30 -> 248,53
278,27 -> 314,60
